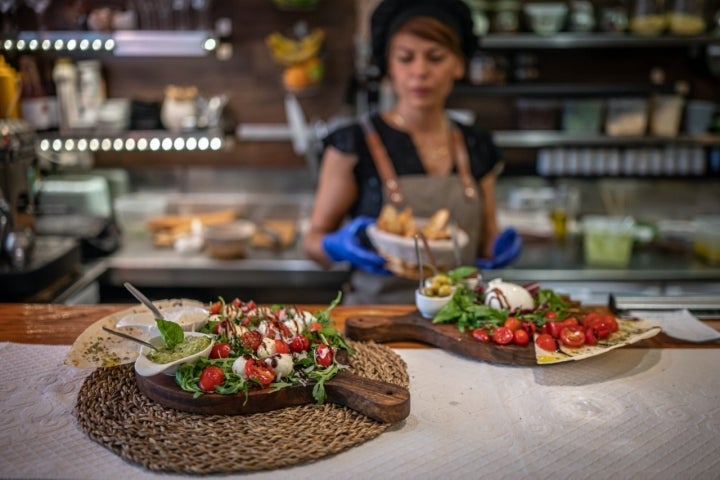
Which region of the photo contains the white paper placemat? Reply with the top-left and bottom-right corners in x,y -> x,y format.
630,309 -> 720,342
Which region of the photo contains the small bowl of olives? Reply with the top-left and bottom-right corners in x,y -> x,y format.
415,273 -> 455,319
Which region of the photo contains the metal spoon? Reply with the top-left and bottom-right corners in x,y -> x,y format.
102,326 -> 158,351
124,282 -> 165,320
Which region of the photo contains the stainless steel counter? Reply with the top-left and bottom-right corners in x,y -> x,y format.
86,234 -> 720,306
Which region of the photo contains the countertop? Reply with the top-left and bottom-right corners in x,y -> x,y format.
1,303 -> 719,479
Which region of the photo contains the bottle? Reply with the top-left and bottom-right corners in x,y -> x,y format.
77,60 -> 105,127
52,58 -> 81,133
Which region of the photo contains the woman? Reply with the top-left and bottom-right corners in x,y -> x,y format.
303,0 -> 520,304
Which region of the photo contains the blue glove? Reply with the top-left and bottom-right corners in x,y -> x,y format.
322,216 -> 391,275
476,227 -> 522,270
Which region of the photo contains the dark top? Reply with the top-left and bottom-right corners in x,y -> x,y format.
321,114 -> 501,217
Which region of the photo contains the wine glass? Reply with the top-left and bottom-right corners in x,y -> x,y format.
0,0 -> 17,34
24,0 -> 50,31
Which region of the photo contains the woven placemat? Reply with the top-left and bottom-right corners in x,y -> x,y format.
74,340 -> 409,474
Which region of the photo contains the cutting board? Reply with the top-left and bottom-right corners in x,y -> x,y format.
135,369 -> 410,423
345,311 -> 536,366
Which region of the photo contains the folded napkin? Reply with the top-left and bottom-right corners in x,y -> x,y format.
629,309 -> 720,343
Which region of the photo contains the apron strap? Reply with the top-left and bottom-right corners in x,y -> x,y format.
361,116 -> 477,205
361,116 -> 404,205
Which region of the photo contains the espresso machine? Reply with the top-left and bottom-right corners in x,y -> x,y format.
0,119 -> 81,301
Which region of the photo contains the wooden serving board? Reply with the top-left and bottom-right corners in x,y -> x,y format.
345,311 -> 536,366
135,370 -> 411,424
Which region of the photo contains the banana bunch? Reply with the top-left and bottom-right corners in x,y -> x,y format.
266,28 -> 325,66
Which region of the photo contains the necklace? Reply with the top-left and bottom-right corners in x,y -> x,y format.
388,111 -> 453,174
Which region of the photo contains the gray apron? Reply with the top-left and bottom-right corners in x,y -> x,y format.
344,119 -> 482,305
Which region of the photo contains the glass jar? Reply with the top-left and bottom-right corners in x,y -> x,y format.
491,0 -> 520,33
630,0 -> 667,35
668,0 -> 706,34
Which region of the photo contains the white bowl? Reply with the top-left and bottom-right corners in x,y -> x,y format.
134,331 -> 214,377
367,220 -> 469,271
415,288 -> 454,319
524,3 -> 568,35
115,305 -> 209,333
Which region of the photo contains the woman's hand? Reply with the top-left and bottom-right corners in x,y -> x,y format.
476,227 -> 522,270
322,216 -> 390,275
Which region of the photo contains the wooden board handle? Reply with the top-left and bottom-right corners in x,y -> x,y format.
326,371 -> 410,424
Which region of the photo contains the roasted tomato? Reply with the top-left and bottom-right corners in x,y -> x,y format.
198,365 -> 225,392
314,344 -> 334,367
559,326 -> 586,348
492,326 -> 515,345
472,328 -> 491,343
289,334 -> 311,353
535,333 -> 557,352
245,358 -> 275,387
240,330 -> 263,351
210,342 -> 231,359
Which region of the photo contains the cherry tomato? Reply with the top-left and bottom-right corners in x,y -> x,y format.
544,311 -> 558,320
545,321 -> 563,338
289,334 -> 311,353
492,326 -> 515,345
561,317 -> 579,328
210,342 -> 232,359
245,359 -> 275,387
309,322 -> 323,333
314,344 -> 334,367
503,317 -> 522,332
240,330 -> 263,351
198,365 -> 225,392
274,339 -> 290,354
244,300 -> 257,311
513,329 -> 530,346
535,333 -> 557,352
232,297 -> 242,308
559,326 -> 585,348
210,301 -> 223,315
471,328 -> 491,343
584,327 -> 598,346
521,321 -> 536,336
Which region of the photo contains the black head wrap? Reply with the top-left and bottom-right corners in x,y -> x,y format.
370,0 -> 477,76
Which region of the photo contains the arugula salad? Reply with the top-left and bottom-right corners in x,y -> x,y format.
174,292 -> 353,403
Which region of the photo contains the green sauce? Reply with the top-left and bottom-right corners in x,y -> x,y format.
147,335 -> 211,364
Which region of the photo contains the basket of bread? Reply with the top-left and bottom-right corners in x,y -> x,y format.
366,205 -> 469,279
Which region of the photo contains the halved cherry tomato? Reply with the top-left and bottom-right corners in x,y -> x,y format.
232,297 -> 242,308
513,328 -> 530,346
314,344 -> 334,367
492,326 -> 515,345
210,301 -> 223,315
240,330 -> 263,351
472,328 -> 491,343
559,326 -> 585,348
561,317 -> 579,328
535,333 -> 557,352
309,322 -> 323,333
289,334 -> 311,352
198,365 -> 225,392
210,342 -> 232,359
544,311 -> 558,320
274,339 -> 290,354
245,358 -> 275,387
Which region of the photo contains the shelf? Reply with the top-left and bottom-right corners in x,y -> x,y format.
453,83 -> 675,97
1,30 -> 217,57
479,33 -> 720,49
492,131 -> 720,148
36,130 -> 227,153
